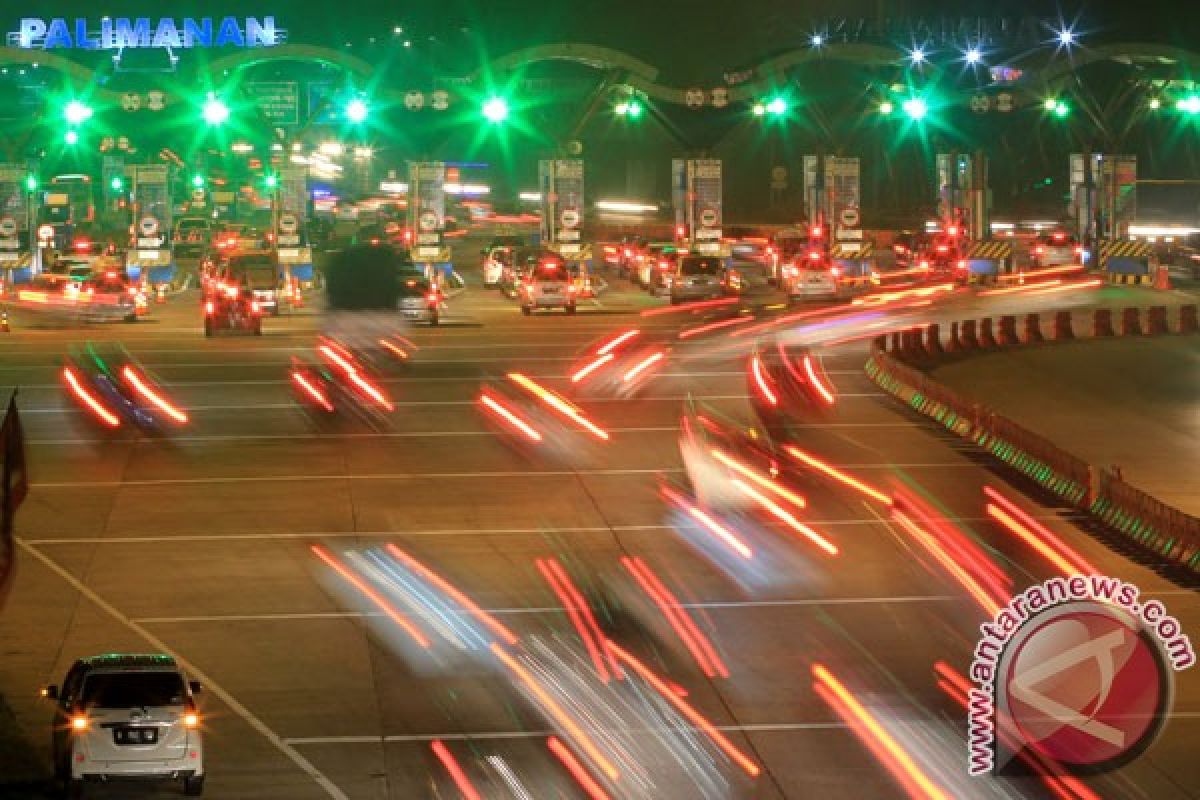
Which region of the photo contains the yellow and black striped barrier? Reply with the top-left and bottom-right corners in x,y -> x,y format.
0,253 -> 33,269
829,242 -> 873,259
967,241 -> 1013,260
1099,240 -> 1153,263
1107,273 -> 1152,285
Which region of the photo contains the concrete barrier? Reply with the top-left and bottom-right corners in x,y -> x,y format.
925,323 -> 944,356
1147,306 -> 1169,335
979,317 -> 998,349
946,321 -> 962,352
1121,307 -> 1142,336
1093,308 -> 1115,337
997,315 -> 1019,346
1180,304 -> 1198,334
1054,311 -> 1075,341
1023,313 -> 1044,344
960,319 -> 980,349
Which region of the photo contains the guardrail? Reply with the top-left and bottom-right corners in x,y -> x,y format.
865,304 -> 1200,573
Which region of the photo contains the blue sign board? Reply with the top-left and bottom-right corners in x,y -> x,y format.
10,17 -> 283,49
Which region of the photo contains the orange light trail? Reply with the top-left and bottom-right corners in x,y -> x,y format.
291,371 -> 334,412
978,279 -> 1063,297
802,355 -> 836,405
318,344 -> 393,410
596,328 -> 640,355
507,372 -> 609,440
491,644 -> 620,781
812,664 -> 951,800
1028,278 -> 1104,295
731,479 -> 838,556
62,367 -> 121,427
728,305 -> 842,339
890,510 -> 1004,618
622,350 -> 666,383
621,556 -> 729,679
782,445 -> 891,506
853,282 -> 955,306
430,740 -> 483,800
984,488 -> 1096,575
120,366 -> 188,424
479,392 -> 543,442
605,640 -> 760,777
348,371 -> 394,411
710,448 -> 806,509
678,315 -> 754,339
571,352 -> 614,383
547,736 -> 612,800
641,296 -> 737,317
536,558 -> 614,682
1020,263 -> 1086,279
310,545 -> 431,648
379,338 -> 410,359
661,486 -> 754,559
749,355 -> 778,406
386,544 -> 519,647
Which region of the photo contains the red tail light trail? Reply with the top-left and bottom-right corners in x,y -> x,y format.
120,366 -> 188,424
571,352 -> 614,383
749,355 -> 778,406
596,328 -> 640,355
983,486 -> 1096,576
536,558 -> 619,682
507,373 -> 609,440
430,740 -> 483,800
310,546 -> 430,648
622,350 -> 666,383
62,367 -> 121,427
782,445 -> 890,506
290,371 -> 334,413
732,479 -> 838,556
479,392 -> 543,443
661,485 -> 754,559
547,736 -> 611,800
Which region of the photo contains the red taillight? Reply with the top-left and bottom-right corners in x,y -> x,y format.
807,251 -> 821,261
1053,232 -> 1066,241
1035,245 -> 1045,255
810,226 -> 823,238
291,370 -> 334,412
918,260 -> 930,270
658,260 -> 670,270
204,300 -> 215,315
63,367 -> 121,428
370,238 -> 380,245
623,248 -> 632,257
956,259 -> 968,270
946,225 -> 959,237
830,266 -> 841,277
936,244 -> 949,253
675,225 -> 686,238
251,300 -> 261,314
750,355 -> 778,407
403,230 -> 414,242
74,238 -> 91,252
1074,246 -> 1084,256
894,244 -> 906,253
426,290 -> 439,304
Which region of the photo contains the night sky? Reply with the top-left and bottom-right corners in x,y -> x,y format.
7,2 -> 1197,82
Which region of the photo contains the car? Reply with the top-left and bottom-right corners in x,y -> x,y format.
41,653 -> 204,797
1031,230 -> 1083,267
482,246 -> 513,288
80,269 -> 148,322
669,255 -> 736,304
204,285 -> 264,336
500,246 -> 538,295
617,235 -> 649,276
219,252 -> 281,314
781,251 -> 840,301
398,271 -> 443,325
636,242 -> 679,289
519,252 -> 578,315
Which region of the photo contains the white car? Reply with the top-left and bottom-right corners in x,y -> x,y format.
520,254 -> 578,314
43,653 -> 205,797
481,246 -> 513,288
781,255 -> 840,300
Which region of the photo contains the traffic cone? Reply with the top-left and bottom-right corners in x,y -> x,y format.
156,284 -> 167,304
1153,262 -> 1171,290
292,278 -> 304,308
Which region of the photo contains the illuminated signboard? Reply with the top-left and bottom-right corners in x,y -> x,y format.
9,17 -> 283,49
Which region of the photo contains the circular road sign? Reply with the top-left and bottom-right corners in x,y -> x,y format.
560,208 -> 581,229
279,213 -> 299,234
37,224 -> 54,240
0,217 -> 16,237
418,210 -> 440,232
839,207 -> 861,228
138,216 -> 159,236
699,208 -> 719,227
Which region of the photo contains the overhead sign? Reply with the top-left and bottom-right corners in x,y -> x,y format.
560,209 -> 580,229
418,210 -> 439,232
138,216 -> 159,236
699,208 -> 719,227
0,217 -> 15,237
11,17 -> 283,49
246,82 -> 299,126
839,207 -> 861,228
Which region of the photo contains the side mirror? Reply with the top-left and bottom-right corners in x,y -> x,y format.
40,685 -> 58,700
188,680 -> 203,695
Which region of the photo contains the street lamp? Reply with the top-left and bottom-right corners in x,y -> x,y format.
902,97 -> 928,120
765,97 -> 788,116
482,96 -> 509,123
879,100 -> 895,115
64,130 -> 79,145
202,94 -> 230,126
345,98 -> 369,123
64,100 -> 93,125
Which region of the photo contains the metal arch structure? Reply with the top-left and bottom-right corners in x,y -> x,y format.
205,44 -> 377,81
1027,42 -> 1200,91
0,46 -> 126,103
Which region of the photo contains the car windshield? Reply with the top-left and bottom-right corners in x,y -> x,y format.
399,275 -> 430,296
230,261 -> 276,288
680,257 -> 722,275
532,261 -> 566,280
82,672 -> 185,709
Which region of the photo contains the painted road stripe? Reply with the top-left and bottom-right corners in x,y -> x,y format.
281,723 -> 851,746
18,540 -> 350,800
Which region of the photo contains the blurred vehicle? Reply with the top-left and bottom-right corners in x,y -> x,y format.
481,245 -> 513,289
731,238 -> 769,263
289,338 -> 395,420
617,234 -> 649,276
637,242 -> 681,290
397,272 -> 443,325
669,255 -> 737,304
81,269 -> 147,322
203,285 -> 263,337
1030,230 -> 1083,267
217,251 -> 281,315
174,217 -> 214,261
519,251 -> 577,315
922,224 -> 965,271
62,346 -> 188,430
42,654 -> 204,797
889,230 -> 927,269
768,227 -> 817,283
781,250 -> 840,301
500,246 -> 537,295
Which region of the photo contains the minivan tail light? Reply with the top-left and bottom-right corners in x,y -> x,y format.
71,715 -> 88,731
183,712 -> 199,729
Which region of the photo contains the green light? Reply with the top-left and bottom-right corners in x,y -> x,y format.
752,103 -> 766,116
766,97 -> 787,116
626,99 -> 643,118
1043,97 -> 1058,111
902,97 -> 928,120
192,174 -> 205,188
345,98 -> 369,123
482,96 -> 509,123
64,100 -> 93,125
879,100 -> 894,115
1148,97 -> 1161,110
1177,96 -> 1200,114
1054,100 -> 1069,118
614,101 -> 629,115
64,130 -> 79,145
24,175 -> 37,192
110,176 -> 123,192
202,95 -> 230,126
264,174 -> 278,189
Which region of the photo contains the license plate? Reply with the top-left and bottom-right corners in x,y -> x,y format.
542,287 -> 560,294
402,310 -> 423,318
114,726 -> 158,745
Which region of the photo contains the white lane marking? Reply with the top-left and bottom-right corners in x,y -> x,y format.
17,539 -> 350,800
24,422 -> 922,446
24,514 -> 1066,544
282,722 -> 853,746
130,596 -> 956,624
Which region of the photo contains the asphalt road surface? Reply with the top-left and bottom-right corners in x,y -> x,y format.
0,244 -> 1196,800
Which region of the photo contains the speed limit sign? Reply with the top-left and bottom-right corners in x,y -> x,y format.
839,207 -> 861,228
418,210 -> 440,232
560,208 -> 581,229
699,208 -> 719,227
138,216 -> 159,236
279,213 -> 299,234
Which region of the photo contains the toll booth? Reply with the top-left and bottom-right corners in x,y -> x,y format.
937,151 -> 990,242
1069,153 -> 1136,244
539,159 -> 594,293
407,162 -> 453,282
805,156 -> 871,284
0,164 -> 37,285
125,164 -> 175,287
275,166 -> 314,286
673,158 -> 725,258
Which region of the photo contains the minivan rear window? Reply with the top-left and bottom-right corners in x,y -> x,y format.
680,257 -> 721,275
82,672 -> 185,709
